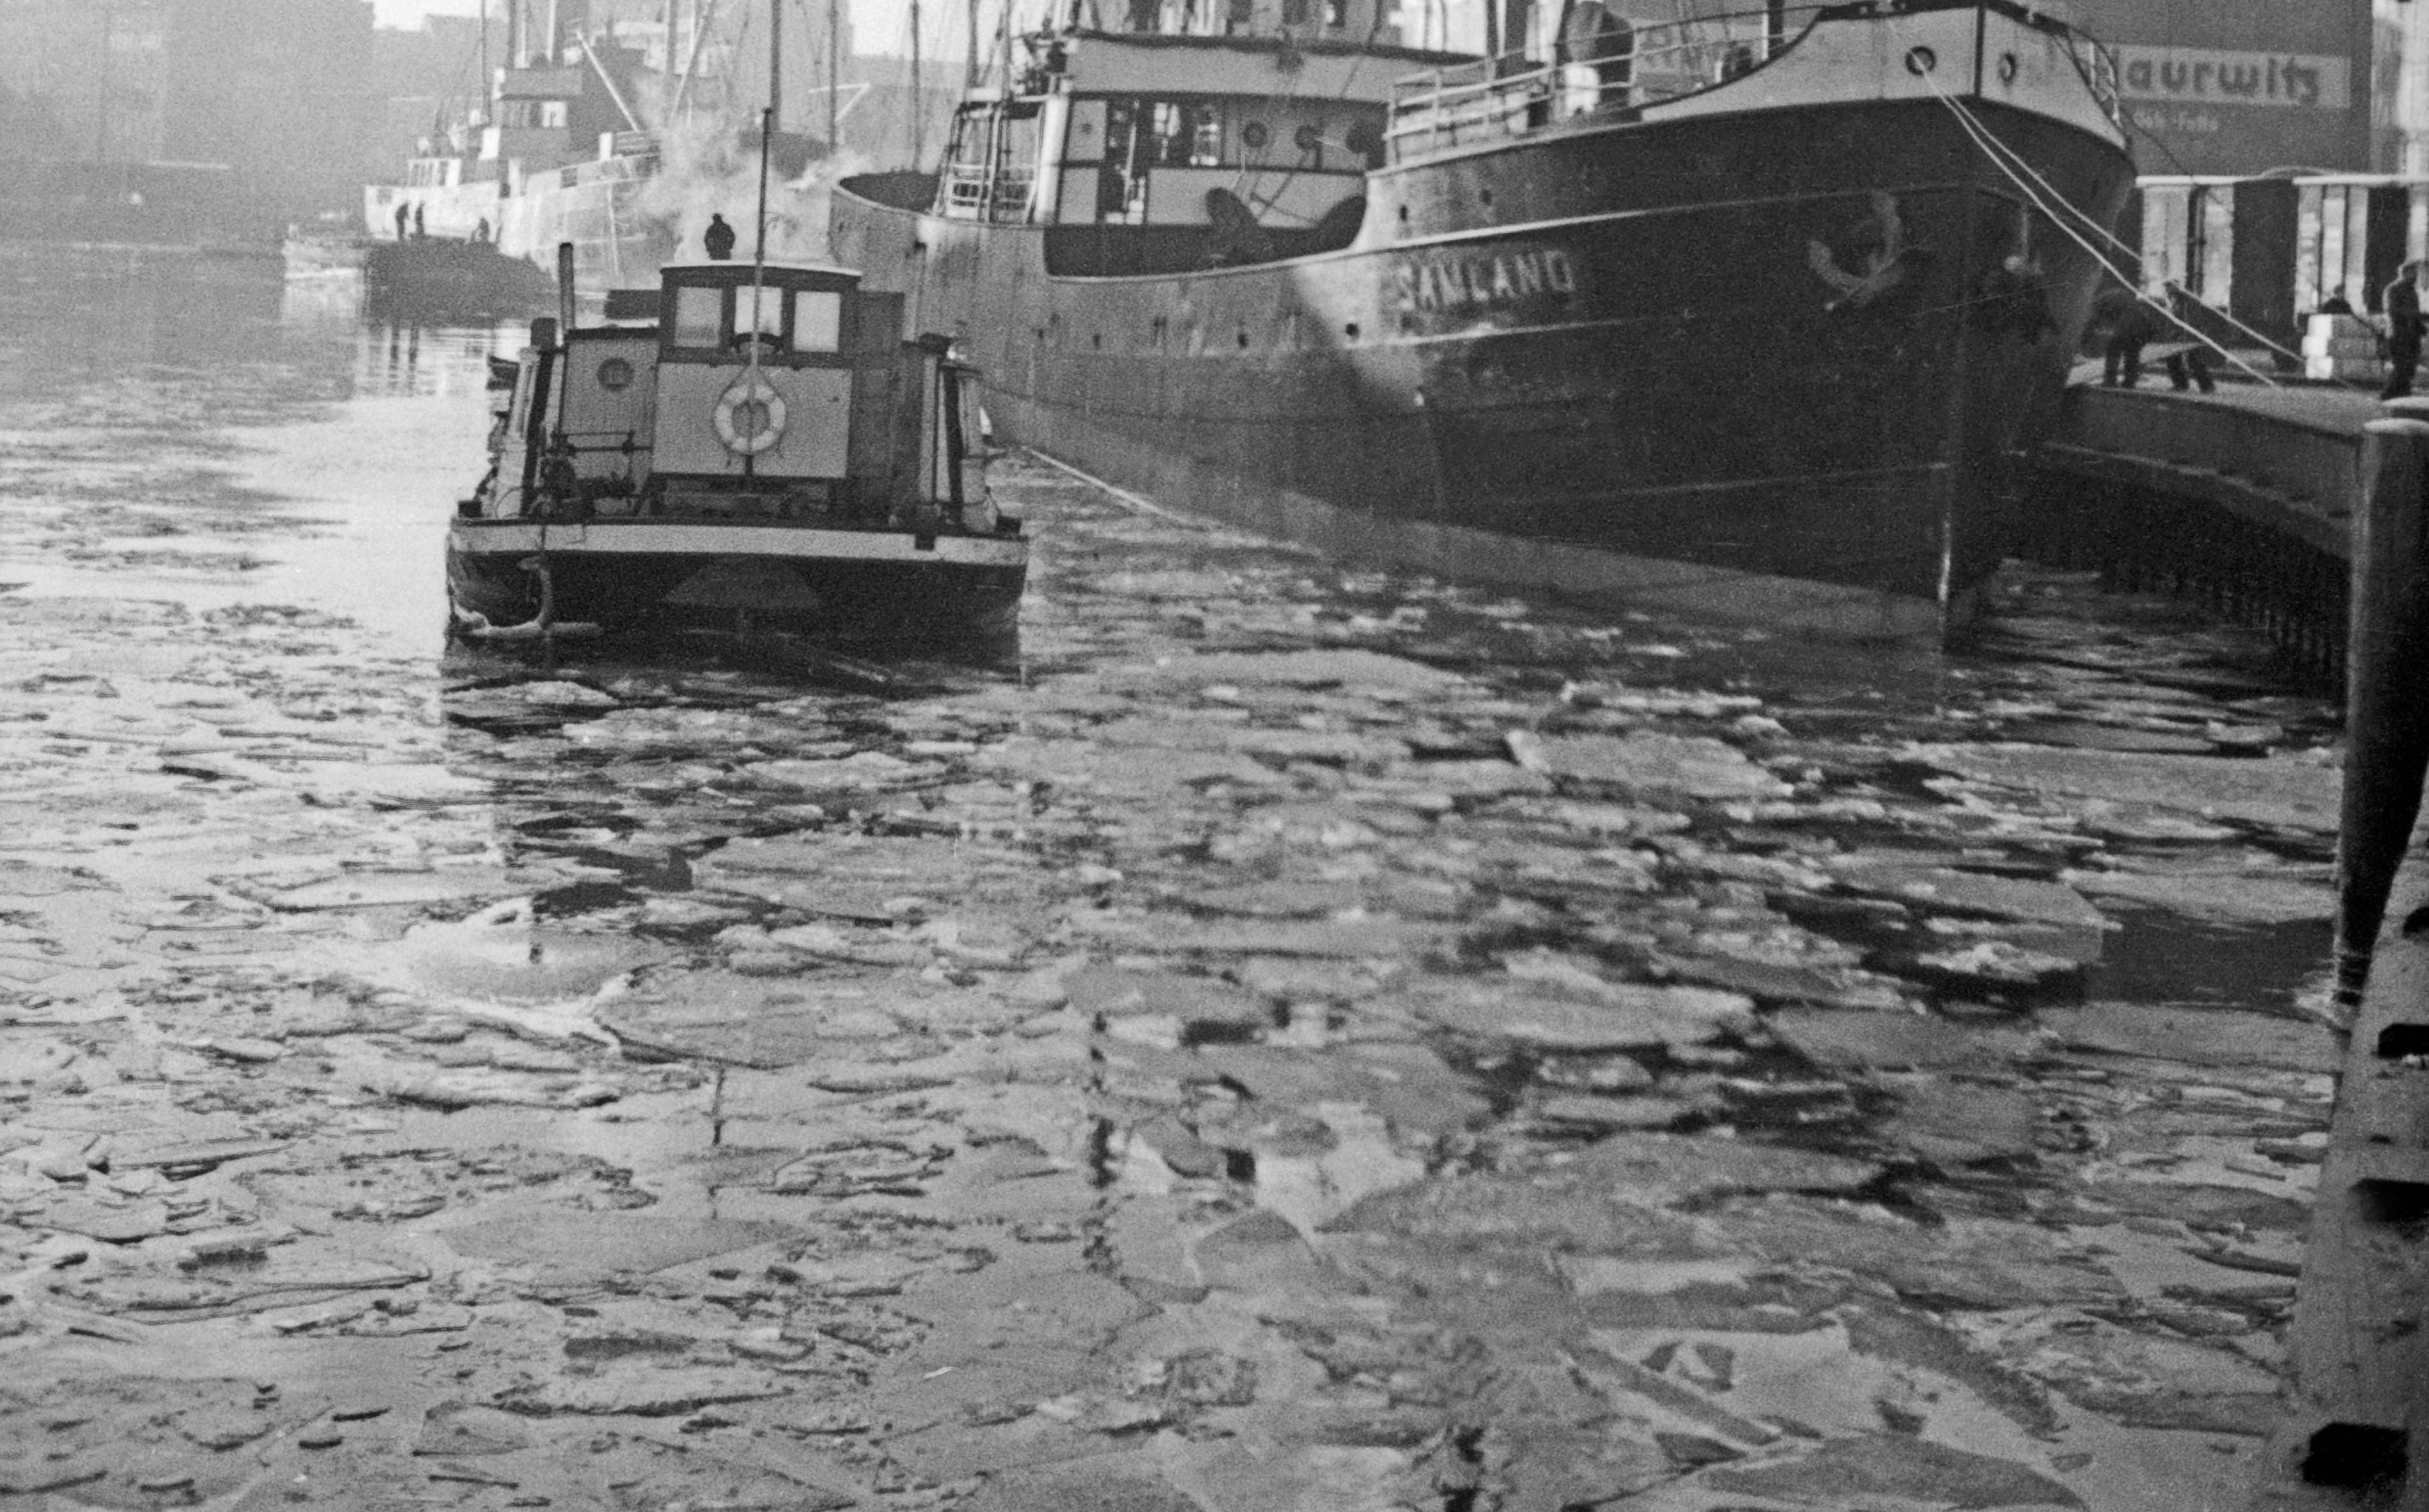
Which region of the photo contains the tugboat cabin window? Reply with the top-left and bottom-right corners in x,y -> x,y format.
662,277 -> 852,358
791,291 -> 842,353
672,286 -> 723,347
738,285 -> 785,342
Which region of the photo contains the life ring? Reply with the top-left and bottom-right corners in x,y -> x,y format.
713,377 -> 787,456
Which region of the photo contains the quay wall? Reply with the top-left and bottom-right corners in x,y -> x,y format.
2020,382 -> 2360,684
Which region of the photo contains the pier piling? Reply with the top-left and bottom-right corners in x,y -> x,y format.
2334,418 -> 2429,1000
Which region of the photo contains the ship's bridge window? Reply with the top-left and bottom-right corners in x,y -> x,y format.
497,99 -> 569,130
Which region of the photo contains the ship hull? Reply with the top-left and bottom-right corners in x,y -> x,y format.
364,238 -> 559,316
835,95 -> 2132,638
446,520 -> 1028,645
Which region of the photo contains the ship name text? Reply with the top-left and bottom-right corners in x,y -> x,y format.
1392,247 -> 1577,315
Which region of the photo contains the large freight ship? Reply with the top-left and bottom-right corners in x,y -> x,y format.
831,0 -> 2134,639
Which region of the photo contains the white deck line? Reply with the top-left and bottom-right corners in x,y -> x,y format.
448,520 -> 1028,566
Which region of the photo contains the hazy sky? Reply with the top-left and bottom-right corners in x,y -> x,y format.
369,1 -> 936,56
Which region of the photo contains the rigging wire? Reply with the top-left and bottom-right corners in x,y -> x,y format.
1887,15 -> 2380,394
1938,84 -> 2328,382
1882,22 -> 2288,389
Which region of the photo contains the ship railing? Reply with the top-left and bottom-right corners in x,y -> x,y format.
942,161 -> 1036,222
1386,1 -> 2121,157
2063,31 -> 2124,125
1386,3 -> 1834,155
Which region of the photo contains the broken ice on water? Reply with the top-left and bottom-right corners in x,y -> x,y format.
0,250 -> 2348,1511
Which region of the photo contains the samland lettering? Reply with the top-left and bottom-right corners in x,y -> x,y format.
2113,47 -> 2350,112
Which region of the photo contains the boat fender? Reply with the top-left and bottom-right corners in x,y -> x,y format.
714,377 -> 788,455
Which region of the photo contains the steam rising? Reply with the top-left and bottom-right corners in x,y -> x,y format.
637,114 -> 868,266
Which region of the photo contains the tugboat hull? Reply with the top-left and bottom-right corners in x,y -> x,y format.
837,92 -> 2131,639
446,521 -> 1028,644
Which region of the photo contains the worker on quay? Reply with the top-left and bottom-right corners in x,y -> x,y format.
2095,284 -> 2165,388
2383,259 -> 2425,399
704,213 -> 736,261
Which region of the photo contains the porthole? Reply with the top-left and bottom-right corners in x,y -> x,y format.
1294,123 -> 1324,152
1479,188 -> 1494,208
1998,52 -> 2019,84
596,357 -> 633,391
1344,321 -> 1360,339
1904,45 -> 1936,75
1243,121 -> 1269,150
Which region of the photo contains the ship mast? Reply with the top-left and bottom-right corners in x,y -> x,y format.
826,0 -> 841,157
749,0 -> 775,481
661,0 -> 679,121
95,0 -> 112,164
910,0 -> 923,167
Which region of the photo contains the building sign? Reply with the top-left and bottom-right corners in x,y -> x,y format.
2066,0 -> 2371,174
2114,48 -> 2349,112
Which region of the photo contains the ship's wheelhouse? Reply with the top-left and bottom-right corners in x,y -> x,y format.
648,261 -> 869,486
935,28 -> 1433,278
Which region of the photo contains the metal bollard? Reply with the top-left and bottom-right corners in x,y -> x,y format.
2334,416 -> 2429,1001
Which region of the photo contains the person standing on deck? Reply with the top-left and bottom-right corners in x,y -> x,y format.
412,203 -> 426,240
2383,261 -> 2425,399
704,214 -> 736,261
393,201 -> 410,241
2095,285 -> 2164,388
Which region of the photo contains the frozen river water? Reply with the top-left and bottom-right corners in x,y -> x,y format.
0,247 -> 2357,1511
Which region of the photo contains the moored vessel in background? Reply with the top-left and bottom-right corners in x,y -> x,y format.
447,254 -> 1026,645
364,236 -> 560,318
832,0 -> 2135,640
367,7 -> 826,297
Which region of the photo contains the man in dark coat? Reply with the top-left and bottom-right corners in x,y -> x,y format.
704,213 -> 736,261
2094,284 -> 2166,388
2384,260 -> 2425,399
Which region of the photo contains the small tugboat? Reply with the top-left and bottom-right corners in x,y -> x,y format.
445,249 -> 1027,647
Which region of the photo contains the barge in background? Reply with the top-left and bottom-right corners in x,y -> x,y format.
448,254 -> 1026,646
831,0 -> 2134,640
